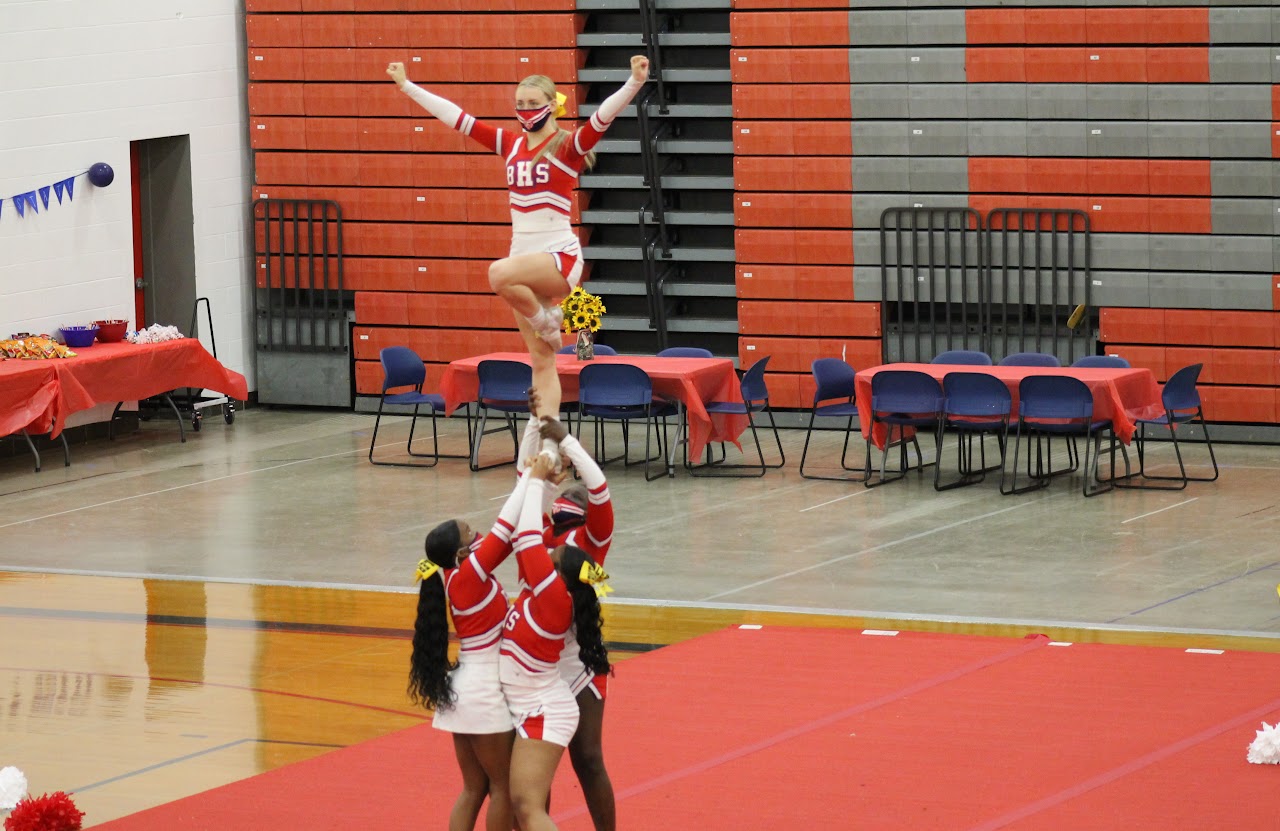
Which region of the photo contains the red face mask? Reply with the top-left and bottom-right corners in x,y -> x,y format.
515,104 -> 552,132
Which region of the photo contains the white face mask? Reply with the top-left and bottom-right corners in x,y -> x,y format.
515,104 -> 552,132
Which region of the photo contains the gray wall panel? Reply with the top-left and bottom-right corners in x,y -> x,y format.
1148,85 -> 1211,121
852,121 -> 910,156
1211,236 -> 1274,273
1087,122 -> 1149,157
1208,123 -> 1274,159
1210,161 -> 1278,198
1212,199 -> 1275,235
1209,86 -> 1273,121
1209,47 -> 1272,83
1209,8 -> 1273,44
852,231 -> 882,264
909,84 -> 968,119
1086,86 -> 1148,120
851,84 -> 910,119
847,11 -> 908,46
1028,121 -> 1087,157
1148,272 -> 1218,309
853,194 -> 912,229
1208,274 -> 1273,310
1090,272 -> 1150,308
852,157 -> 911,192
907,48 -> 967,84
906,10 -> 966,45
1150,236 -> 1212,272
908,122 -> 969,156
1148,122 -> 1211,158
854,266 -> 882,302
967,85 -> 1027,119
968,122 -> 1029,156
849,48 -> 909,83
1027,84 -> 1087,120
909,157 -> 970,193
1091,235 -> 1151,271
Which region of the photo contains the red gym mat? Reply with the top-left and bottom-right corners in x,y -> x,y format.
97,627 -> 1280,830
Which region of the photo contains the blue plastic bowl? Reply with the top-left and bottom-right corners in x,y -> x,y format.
60,325 -> 99,348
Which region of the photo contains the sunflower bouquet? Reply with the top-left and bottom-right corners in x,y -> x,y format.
560,287 -> 606,333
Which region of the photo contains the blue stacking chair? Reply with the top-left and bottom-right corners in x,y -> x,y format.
799,358 -> 870,481
1004,375 -> 1126,497
932,350 -> 993,366
935,372 -> 1011,491
866,370 -> 943,487
1114,363 -> 1217,490
686,356 -> 784,477
577,363 -> 672,481
557,344 -> 618,356
1072,355 -> 1130,368
1000,352 -> 1062,367
656,347 -> 713,358
470,360 -> 532,471
369,346 -> 459,468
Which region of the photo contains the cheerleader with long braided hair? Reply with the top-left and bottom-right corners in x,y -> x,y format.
408,473 -> 533,831
501,454 -> 612,831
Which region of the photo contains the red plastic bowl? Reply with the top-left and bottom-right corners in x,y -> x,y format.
93,320 -> 129,342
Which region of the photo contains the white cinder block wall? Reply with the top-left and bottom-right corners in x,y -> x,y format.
0,0 -> 256,387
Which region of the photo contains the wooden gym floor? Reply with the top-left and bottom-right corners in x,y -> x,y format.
1,408 -> 1277,825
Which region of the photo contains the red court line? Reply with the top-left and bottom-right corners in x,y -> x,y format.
966,693 -> 1280,831
553,633 -> 1049,823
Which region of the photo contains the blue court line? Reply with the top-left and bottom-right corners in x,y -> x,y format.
1108,561 -> 1280,624
73,739 -> 342,793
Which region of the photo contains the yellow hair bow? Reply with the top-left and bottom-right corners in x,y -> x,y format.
578,560 -> 613,599
554,91 -> 567,118
415,558 -> 441,582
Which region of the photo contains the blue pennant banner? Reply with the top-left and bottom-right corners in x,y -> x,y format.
6,173 -> 82,221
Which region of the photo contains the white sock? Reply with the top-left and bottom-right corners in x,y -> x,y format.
526,307 -> 551,330
541,437 -> 559,459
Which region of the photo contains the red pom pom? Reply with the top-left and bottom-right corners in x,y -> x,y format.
3,791 -> 84,831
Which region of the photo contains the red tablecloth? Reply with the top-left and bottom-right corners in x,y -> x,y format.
0,339 -> 248,439
855,363 -> 1163,450
438,352 -> 748,462
0,362 -> 60,440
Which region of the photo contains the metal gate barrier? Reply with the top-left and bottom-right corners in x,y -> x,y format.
252,198 -> 346,353
986,208 -> 1092,366
879,207 -> 1093,364
880,207 -> 986,363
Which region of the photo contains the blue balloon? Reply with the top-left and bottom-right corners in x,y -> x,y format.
88,162 -> 114,187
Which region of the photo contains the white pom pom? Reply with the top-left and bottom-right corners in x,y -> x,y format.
0,765 -> 28,810
1247,722 -> 1280,765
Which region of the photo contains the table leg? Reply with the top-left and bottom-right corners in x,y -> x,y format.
20,430 -> 41,473
665,401 -> 684,478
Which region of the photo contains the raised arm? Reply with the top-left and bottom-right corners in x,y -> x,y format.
387,62 -> 508,155
515,476 -> 558,588
572,55 -> 649,157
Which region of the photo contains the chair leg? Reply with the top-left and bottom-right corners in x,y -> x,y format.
762,406 -> 785,469
1083,426 -> 1117,497
800,413 -> 869,482
1002,421 -> 1049,495
372,398 -> 443,468
687,412 -> 768,478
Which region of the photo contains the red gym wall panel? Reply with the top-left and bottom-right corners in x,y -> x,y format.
247,7 -> 587,392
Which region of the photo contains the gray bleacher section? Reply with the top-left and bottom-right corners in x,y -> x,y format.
842,5 -> 1278,315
